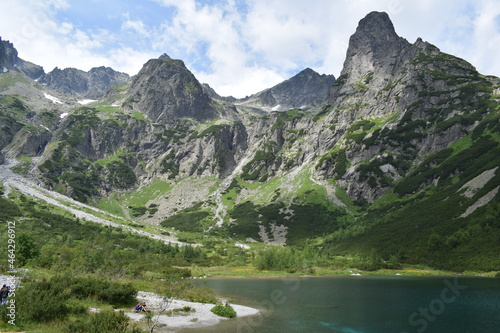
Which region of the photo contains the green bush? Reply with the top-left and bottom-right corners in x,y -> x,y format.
107,161 -> 137,188
165,280 -> 217,304
65,310 -> 132,333
0,196 -> 22,220
15,280 -> 70,323
351,251 -> 384,271
211,303 -> 236,318
160,204 -> 210,232
253,246 -> 304,271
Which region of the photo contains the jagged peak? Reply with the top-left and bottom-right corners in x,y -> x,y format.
300,67 -> 315,74
337,11 -> 410,82
158,53 -> 171,60
354,11 -> 398,40
346,11 -> 408,57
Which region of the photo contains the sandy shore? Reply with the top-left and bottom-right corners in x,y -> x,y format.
123,291 -> 260,332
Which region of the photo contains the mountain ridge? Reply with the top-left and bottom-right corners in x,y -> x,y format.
38,66 -> 131,99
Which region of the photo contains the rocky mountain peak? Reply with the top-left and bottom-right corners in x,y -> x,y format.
0,37 -> 44,79
353,11 -> 399,42
237,67 -> 335,111
340,11 -> 410,81
158,53 -> 171,60
0,37 -> 17,68
124,57 -> 217,122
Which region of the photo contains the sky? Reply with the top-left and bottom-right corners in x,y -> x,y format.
1,0 -> 500,98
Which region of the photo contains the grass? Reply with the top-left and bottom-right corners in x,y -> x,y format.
97,196 -> 126,217
0,71 -> 33,88
122,180 -> 172,207
94,150 -> 131,166
237,164 -> 330,206
132,111 -> 145,121
189,263 -> 497,278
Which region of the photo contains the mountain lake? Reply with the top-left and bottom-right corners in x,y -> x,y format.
183,276 -> 500,333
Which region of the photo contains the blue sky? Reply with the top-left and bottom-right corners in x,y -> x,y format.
1,0 -> 500,97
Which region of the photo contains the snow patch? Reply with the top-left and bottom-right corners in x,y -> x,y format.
78,99 -> 96,105
44,92 -> 62,104
271,104 -> 282,111
60,112 -> 69,119
2,67 -> 7,73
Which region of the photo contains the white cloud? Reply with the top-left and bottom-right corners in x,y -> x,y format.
469,0 -> 500,75
121,14 -> 150,37
107,47 -> 158,75
1,0 -> 499,97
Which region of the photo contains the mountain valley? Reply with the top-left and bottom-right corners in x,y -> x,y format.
0,11 -> 499,273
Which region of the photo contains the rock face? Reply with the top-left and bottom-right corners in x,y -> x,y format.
341,11 -> 410,82
38,66 -> 130,99
124,56 -> 218,123
0,37 -> 44,79
238,68 -> 335,111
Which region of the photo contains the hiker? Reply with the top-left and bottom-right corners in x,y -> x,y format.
0,285 -> 9,305
134,302 -> 151,313
134,302 -> 143,312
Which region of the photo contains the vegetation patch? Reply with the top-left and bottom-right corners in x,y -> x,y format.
241,142 -> 278,181
161,203 -> 211,232
210,303 -> 236,318
228,201 -> 346,246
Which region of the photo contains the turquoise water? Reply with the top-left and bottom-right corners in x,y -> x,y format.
184,276 -> 500,333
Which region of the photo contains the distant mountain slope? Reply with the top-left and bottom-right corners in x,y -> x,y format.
38,66 -> 130,99
237,68 -> 335,111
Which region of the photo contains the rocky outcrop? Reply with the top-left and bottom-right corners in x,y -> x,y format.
124,56 -> 218,123
0,37 -> 44,79
38,66 -> 130,99
238,68 -> 335,111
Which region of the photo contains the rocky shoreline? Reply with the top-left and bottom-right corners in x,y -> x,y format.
124,291 -> 260,332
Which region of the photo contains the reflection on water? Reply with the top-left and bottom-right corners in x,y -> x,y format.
181,276 -> 500,333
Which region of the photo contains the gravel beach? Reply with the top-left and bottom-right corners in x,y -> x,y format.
124,291 -> 260,332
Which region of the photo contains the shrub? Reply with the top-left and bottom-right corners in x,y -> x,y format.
107,161 -> 137,188
65,310 -> 131,333
211,303 -> 236,318
0,196 -> 22,220
165,280 -> 217,304
15,280 -> 70,323
253,246 -> 303,271
352,252 -> 384,271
